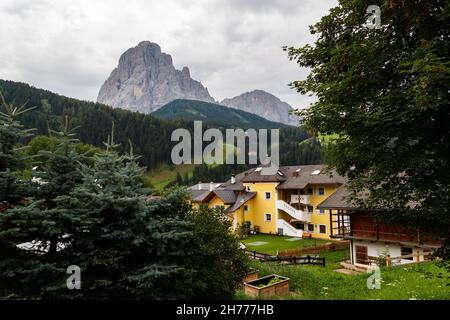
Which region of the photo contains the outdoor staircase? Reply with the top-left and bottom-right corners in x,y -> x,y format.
276,200 -> 311,222
277,219 -> 303,238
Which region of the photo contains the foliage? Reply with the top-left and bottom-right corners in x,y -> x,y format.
0,93 -> 34,206
285,0 -> 450,256
0,80 -> 323,176
237,258 -> 449,300
0,79 -> 187,171
177,206 -> 249,299
0,110 -> 249,299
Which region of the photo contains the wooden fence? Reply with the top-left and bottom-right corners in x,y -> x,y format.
277,240 -> 350,257
244,250 -> 326,266
367,251 -> 435,269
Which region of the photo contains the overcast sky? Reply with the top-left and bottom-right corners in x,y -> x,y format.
0,0 -> 337,109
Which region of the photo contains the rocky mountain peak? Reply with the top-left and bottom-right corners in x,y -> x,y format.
97,41 -> 215,113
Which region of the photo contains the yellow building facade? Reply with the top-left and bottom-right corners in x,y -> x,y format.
188,165 -> 346,240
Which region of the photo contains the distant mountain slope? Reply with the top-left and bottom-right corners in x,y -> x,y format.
0,79 -> 323,173
221,90 -> 298,125
0,79 -> 185,170
152,99 -> 286,129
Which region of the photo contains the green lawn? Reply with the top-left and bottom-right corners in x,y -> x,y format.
241,234 -> 329,255
236,243 -> 450,300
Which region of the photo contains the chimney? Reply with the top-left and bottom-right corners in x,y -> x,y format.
231,174 -> 236,184
198,182 -> 202,190
209,182 -> 214,191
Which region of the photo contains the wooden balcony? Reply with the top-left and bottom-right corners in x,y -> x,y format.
329,210 -> 442,249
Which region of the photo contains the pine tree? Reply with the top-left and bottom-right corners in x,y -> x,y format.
0,116 -> 85,298
57,132 -> 194,299
0,93 -> 33,207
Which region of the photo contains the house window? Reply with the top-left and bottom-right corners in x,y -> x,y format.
318,209 -> 325,215
244,205 -> 249,212
308,206 -> 314,213
246,186 -> 252,191
401,247 -> 413,261
264,192 -> 271,200
319,225 -> 327,234
318,187 -> 325,196
306,187 -> 313,195
265,213 -> 272,222
308,224 -> 314,232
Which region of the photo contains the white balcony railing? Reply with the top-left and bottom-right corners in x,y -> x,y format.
290,194 -> 311,205
276,200 -> 311,222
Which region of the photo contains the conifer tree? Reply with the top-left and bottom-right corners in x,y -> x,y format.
57,131 -> 194,299
0,93 -> 33,207
0,116 -> 84,298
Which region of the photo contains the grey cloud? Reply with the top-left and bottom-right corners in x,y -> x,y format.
0,0 -> 338,108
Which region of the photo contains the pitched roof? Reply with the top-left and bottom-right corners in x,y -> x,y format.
219,168 -> 254,191
316,185 -> 358,210
189,190 -> 214,203
241,169 -> 287,182
219,165 -> 346,189
188,182 -> 223,191
213,190 -> 237,205
226,192 -> 257,212
276,165 -> 346,189
317,183 -> 418,211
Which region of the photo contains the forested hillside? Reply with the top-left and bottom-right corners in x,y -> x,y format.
0,80 -> 323,173
152,99 -> 285,129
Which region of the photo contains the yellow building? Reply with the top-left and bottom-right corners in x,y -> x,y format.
188,165 -> 346,240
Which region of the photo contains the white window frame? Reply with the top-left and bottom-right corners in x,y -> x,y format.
264,192 -> 271,200
307,223 -> 315,232
264,213 -> 272,222
318,208 -> 325,215
319,224 -> 327,234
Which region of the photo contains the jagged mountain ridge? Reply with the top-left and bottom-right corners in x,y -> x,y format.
97,41 -> 298,125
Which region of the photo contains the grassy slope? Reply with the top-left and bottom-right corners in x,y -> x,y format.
236,238 -> 450,300
144,164 -> 195,190
144,141 -> 237,191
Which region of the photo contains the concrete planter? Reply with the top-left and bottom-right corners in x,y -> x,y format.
244,274 -> 289,298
